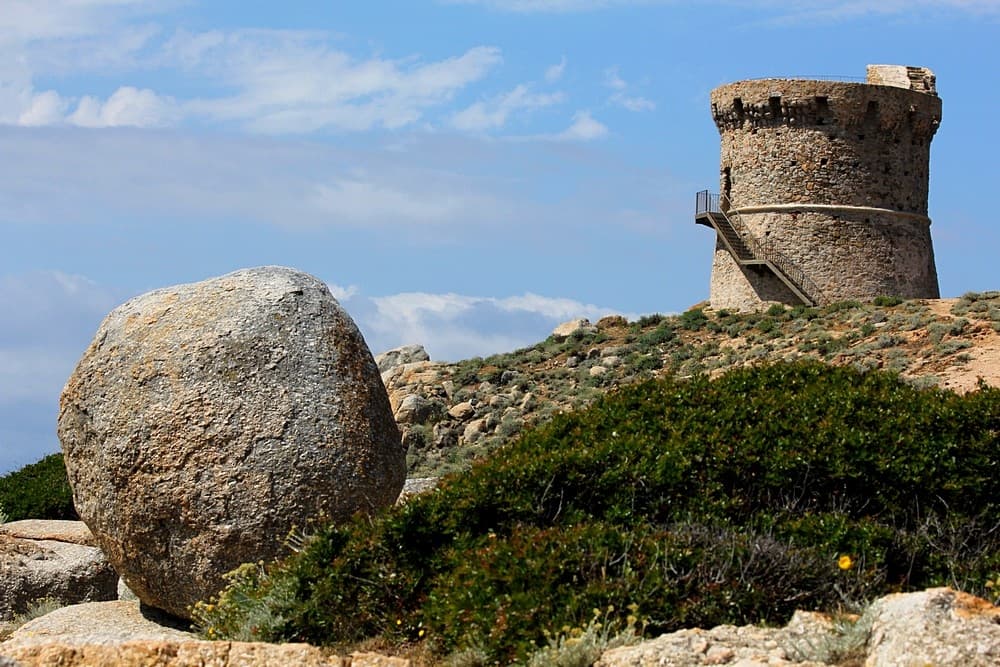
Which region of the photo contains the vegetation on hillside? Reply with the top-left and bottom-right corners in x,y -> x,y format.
193,361 -> 1000,664
0,453 -> 76,521
401,293 -> 1000,477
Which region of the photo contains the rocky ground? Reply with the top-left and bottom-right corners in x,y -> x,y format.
380,293 -> 1000,479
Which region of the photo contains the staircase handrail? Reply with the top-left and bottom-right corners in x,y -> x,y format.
704,191 -> 825,305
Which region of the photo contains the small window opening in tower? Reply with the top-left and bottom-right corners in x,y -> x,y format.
864,100 -> 880,125
820,157 -> 829,166
814,96 -> 829,125
768,96 -> 782,116
733,98 -> 744,117
722,167 -> 732,203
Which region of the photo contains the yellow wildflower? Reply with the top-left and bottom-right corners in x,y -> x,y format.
838,555 -> 853,570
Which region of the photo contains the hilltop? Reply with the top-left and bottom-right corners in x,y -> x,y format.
384,292 -> 1000,478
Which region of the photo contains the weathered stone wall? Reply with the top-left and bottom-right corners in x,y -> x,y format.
706,71 -> 942,308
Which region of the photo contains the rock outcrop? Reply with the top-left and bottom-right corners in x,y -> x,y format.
597,588 -> 1000,667
0,522 -> 116,622
551,318 -> 598,340
0,601 -> 411,666
375,344 -> 430,374
57,267 -> 404,619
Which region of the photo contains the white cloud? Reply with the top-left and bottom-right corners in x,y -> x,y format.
328,283 -> 360,302
0,0 -> 168,41
363,290 -> 620,360
604,67 -> 627,91
68,86 -> 177,128
1,6 -> 506,134
604,67 -> 655,112
451,84 -> 564,131
545,56 -> 567,82
174,31 -> 504,133
614,95 -> 655,112
311,172 -> 502,225
0,128 -> 540,230
17,90 -> 69,126
558,111 -> 608,141
442,0 -> 1000,18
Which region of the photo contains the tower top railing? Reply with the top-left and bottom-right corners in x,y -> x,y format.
737,75 -> 867,83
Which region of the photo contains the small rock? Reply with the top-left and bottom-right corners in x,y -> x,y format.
396,478 -> 439,504
433,423 -> 458,449
499,370 -> 518,385
488,395 -> 508,409
0,521 -> 96,547
589,365 -> 608,377
0,534 -> 117,622
448,401 -> 476,421
597,315 -> 628,329
566,355 -> 582,368
394,395 -> 441,425
520,393 -> 536,411
117,577 -> 138,602
463,418 -> 489,443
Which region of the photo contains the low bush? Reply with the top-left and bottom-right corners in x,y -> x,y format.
635,323 -> 676,348
195,362 -> 1000,663
0,453 -> 77,521
679,307 -> 709,330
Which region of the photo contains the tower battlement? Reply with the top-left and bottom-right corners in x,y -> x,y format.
700,65 -> 941,310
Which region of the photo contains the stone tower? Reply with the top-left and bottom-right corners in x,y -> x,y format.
696,65 -> 942,310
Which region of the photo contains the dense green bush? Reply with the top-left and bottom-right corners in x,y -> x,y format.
0,453 -> 77,521
679,307 -> 708,330
873,295 -> 904,307
195,362 -> 1000,663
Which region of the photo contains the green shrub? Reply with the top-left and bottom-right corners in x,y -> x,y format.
635,313 -> 666,327
195,362 -> 1000,663
636,323 -> 676,348
679,307 -> 708,330
765,303 -> 787,318
873,296 -> 903,307
823,301 -> 863,314
0,454 -> 77,521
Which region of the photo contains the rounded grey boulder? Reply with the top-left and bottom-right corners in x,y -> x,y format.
57,267 -> 404,619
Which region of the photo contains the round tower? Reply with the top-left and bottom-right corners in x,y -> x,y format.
702,65 -> 942,310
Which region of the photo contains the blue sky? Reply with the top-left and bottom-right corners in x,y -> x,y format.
1,0 -> 998,473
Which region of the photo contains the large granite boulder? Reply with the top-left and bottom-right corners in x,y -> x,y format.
57,267 -> 404,619
0,522 -> 117,621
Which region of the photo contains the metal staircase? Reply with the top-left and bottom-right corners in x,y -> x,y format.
695,190 -> 820,306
